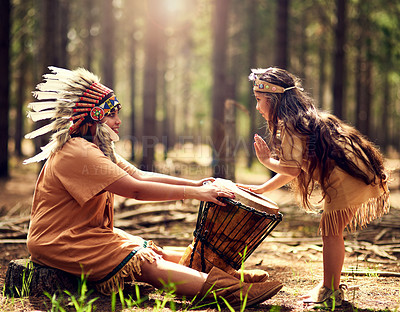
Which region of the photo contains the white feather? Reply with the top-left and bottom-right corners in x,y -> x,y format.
42,76 -> 90,90
32,91 -> 63,100
28,101 -> 59,111
74,68 -> 100,84
24,123 -> 54,139
47,67 -> 93,87
36,80 -> 70,92
28,100 -> 73,112
43,67 -> 100,92
48,66 -> 76,78
23,139 -> 58,164
57,94 -> 79,102
251,68 -> 269,75
42,74 -> 70,82
27,110 -> 56,121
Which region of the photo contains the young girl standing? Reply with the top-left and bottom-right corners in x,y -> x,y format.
239,67 -> 390,306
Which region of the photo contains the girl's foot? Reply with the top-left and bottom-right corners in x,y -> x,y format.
301,282 -> 346,307
300,281 -> 323,301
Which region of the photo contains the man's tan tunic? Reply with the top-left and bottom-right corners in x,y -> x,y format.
27,138 -> 146,283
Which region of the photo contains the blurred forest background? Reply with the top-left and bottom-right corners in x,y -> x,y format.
1,0 -> 400,181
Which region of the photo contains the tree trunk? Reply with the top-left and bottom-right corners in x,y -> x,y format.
84,0 -> 96,71
318,28 -> 327,109
41,0 -> 68,71
332,0 -> 346,119
274,0 -> 290,69
58,0 -> 69,67
141,0 -> 161,171
0,0 -> 10,178
15,41 -> 28,157
211,0 -> 230,178
224,100 -> 236,181
129,30 -> 137,161
381,67 -> 390,152
101,0 -> 115,88
355,1 -> 368,135
34,0 -> 67,169
354,40 -> 364,130
364,39 -> 372,138
298,8 -> 308,80
4,259 -> 78,297
246,0 -> 257,169
381,38 -> 392,153
158,18 -> 169,160
182,33 -> 193,143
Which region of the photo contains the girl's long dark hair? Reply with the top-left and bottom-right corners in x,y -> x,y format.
257,68 -> 387,210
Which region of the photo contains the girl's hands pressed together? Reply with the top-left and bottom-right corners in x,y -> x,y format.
253,133 -> 301,177
254,134 -> 271,165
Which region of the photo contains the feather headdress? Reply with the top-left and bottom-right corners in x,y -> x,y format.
24,66 -> 121,164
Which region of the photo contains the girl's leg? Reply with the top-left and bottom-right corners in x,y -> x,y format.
301,234 -> 345,301
322,233 -> 345,290
321,215 -> 348,291
301,222 -> 347,301
135,258 -> 207,297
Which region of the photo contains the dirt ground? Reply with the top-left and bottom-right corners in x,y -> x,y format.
0,162 -> 399,312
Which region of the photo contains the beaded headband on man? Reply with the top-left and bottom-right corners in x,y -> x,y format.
68,83 -> 121,133
249,68 -> 298,93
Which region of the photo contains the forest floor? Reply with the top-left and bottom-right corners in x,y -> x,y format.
0,154 -> 399,312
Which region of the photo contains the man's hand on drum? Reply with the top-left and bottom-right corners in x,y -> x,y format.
254,134 -> 272,166
188,184 -> 235,206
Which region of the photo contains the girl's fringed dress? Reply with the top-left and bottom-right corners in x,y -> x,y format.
279,127 -> 390,236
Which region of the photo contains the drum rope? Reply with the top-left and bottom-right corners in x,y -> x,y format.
189,201 -> 209,271
200,233 -> 206,272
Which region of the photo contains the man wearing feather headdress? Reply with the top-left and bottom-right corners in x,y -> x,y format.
23,67 -> 282,307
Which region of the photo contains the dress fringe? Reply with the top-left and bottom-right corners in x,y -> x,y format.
320,191 -> 390,236
95,241 -> 161,296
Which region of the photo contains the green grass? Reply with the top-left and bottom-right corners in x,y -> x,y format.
11,247 -> 251,312
44,271 -> 98,312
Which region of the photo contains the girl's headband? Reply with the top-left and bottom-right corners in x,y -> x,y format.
252,78 -> 296,93
249,70 -> 303,93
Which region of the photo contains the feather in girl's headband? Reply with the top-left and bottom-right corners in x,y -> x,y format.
249,68 -> 303,93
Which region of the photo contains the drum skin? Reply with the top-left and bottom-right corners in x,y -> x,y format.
179,178 -> 281,273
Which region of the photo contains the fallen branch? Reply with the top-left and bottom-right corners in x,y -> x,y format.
342,269 -> 400,277
115,205 -> 196,220
0,239 -> 27,244
115,213 -> 188,228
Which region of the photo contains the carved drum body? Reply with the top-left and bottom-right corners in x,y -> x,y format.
179,179 -> 282,273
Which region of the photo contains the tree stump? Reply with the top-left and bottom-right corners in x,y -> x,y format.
4,259 -> 79,297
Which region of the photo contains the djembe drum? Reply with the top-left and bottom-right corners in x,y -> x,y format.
179,179 -> 282,274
